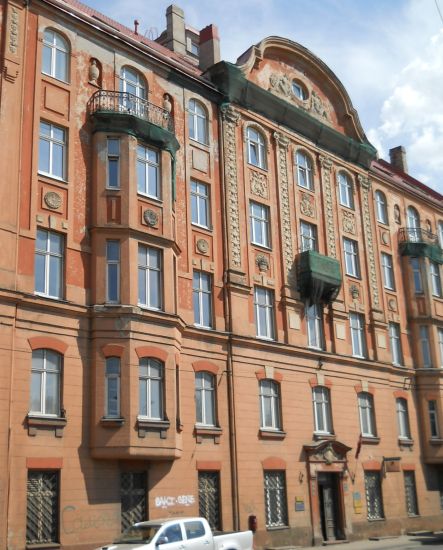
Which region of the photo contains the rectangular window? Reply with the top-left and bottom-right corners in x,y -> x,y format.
35,229 -> 64,299
429,400 -> 439,439
389,322 -> 403,366
431,261 -> 442,297
193,271 -> 212,328
107,138 -> 120,188
404,471 -> 419,516
27,471 -> 59,545
264,471 -> 288,528
120,472 -> 147,532
254,286 -> 275,340
138,245 -> 162,309
300,221 -> 317,252
381,252 -> 395,290
343,237 -> 360,278
198,472 -> 221,531
396,398 -> 411,439
358,393 -> 376,437
259,380 -> 281,430
312,386 -> 333,434
365,471 -> 384,520
139,358 -> 163,420
410,257 -> 423,294
105,357 -> 120,417
306,303 -> 323,349
137,144 -> 160,198
191,180 -> 210,228
39,121 -> 66,180
350,312 -> 366,358
250,202 -> 270,248
30,349 -> 61,417
195,372 -> 216,426
439,328 -> 443,368
420,325 -> 432,368
106,240 -> 120,303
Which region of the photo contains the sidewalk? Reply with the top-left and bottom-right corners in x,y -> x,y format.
306,531 -> 443,549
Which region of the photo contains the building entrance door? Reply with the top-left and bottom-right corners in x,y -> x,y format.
318,472 -> 342,542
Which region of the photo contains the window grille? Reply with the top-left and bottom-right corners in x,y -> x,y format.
121,472 -> 147,531
198,472 -> 221,530
404,471 -> 419,516
364,471 -> 384,520
26,471 -> 59,545
264,471 -> 288,528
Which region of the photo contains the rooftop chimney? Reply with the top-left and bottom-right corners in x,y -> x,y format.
164,5 -> 186,54
389,146 -> 408,173
199,24 -> 220,71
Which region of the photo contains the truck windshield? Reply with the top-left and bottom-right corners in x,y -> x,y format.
114,524 -> 160,544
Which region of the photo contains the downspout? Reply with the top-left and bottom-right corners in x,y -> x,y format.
218,108 -> 240,530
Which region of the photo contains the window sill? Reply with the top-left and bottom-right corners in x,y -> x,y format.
34,292 -> 63,301
429,438 -> 443,445
367,517 -> 385,523
259,429 -> 286,440
194,425 -> 222,444
398,437 -> 414,447
100,417 -> 125,427
297,183 -> 314,193
189,137 -> 209,149
26,543 -> 60,549
248,163 -> 268,174
193,324 -> 214,331
27,415 -> 67,437
251,242 -> 272,251
266,525 -> 289,531
313,432 -> 336,441
191,222 -> 212,233
361,436 -> 380,444
38,171 -> 67,184
137,418 -> 170,439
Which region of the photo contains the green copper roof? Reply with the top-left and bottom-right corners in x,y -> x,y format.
298,250 -> 342,304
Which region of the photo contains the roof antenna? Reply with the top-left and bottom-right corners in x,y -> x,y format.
134,19 -> 139,35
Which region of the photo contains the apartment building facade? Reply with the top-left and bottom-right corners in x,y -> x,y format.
0,0 -> 443,548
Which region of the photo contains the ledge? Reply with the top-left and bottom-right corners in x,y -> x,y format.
137,418 -> 170,439
100,417 -> 125,427
259,429 -> 286,440
26,544 -> 60,549
429,438 -> 443,445
398,437 -> 414,447
27,415 -> 67,438
194,425 -> 223,444
361,436 -> 380,445
313,433 -> 336,442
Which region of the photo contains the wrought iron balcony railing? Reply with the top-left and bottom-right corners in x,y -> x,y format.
398,227 -> 443,263
398,227 -> 439,245
88,90 -> 174,133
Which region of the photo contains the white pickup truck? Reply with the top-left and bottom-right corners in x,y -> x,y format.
95,517 -> 253,550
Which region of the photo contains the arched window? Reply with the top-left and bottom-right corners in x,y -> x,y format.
375,190 -> 388,224
42,29 -> 69,82
259,379 -> 281,430
438,221 -> 443,247
338,171 -> 354,209
30,349 -> 62,416
246,127 -> 266,169
120,66 -> 146,98
139,358 -> 164,419
188,99 -> 208,145
406,206 -> 420,242
295,150 -> 313,190
312,386 -> 333,434
195,371 -> 216,426
358,392 -> 376,437
396,397 -> 411,439
105,357 -> 120,418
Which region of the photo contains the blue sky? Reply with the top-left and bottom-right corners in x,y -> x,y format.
86,0 -> 443,193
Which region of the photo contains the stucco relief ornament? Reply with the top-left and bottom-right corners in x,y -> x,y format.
88,59 -> 100,86
350,284 -> 360,299
342,210 -> 356,234
269,73 -> 291,98
196,239 -> 209,255
310,91 -> 329,121
9,7 -> 19,54
250,170 -> 268,198
300,192 -> 315,218
44,191 -> 62,210
143,209 -> 158,227
255,254 -> 269,272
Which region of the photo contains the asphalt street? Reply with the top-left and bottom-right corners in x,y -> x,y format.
317,533 -> 443,549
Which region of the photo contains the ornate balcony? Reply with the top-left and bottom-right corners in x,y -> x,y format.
398,227 -> 443,263
298,250 -> 342,304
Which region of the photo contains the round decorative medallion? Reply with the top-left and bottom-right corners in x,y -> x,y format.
388,298 -> 397,312
44,191 -> 62,210
381,232 -> 389,245
196,238 -> 209,254
256,254 -> 269,272
143,209 -> 158,227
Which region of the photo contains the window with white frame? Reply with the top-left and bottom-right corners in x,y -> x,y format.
430,262 -> 442,297
191,181 -> 210,228
254,286 -> 275,340
439,221 -> 443,248
338,172 -> 354,209
381,252 -> 395,290
406,206 -> 420,242
188,99 -> 208,145
306,303 -> 323,349
264,471 -> 288,528
35,229 -> 63,299
420,325 -> 432,368
429,400 -> 439,439
295,151 -> 313,190
139,358 -> 163,419
120,66 -> 146,99
438,328 -> 443,368
105,357 -> 120,418
350,312 -> 366,358
365,471 -> 384,520
42,28 -> 69,82
195,371 -> 216,426
312,386 -> 333,434
396,397 -> 411,439
292,80 -> 307,100
300,221 -> 317,252
358,392 -> 377,437
138,245 -> 162,310
39,121 -> 66,180
107,138 -> 120,189
137,145 -> 160,198
246,127 -> 266,169
193,271 -> 212,328
389,322 -> 403,366
375,190 -> 388,224
410,257 -> 423,293
250,202 -> 270,248
26,470 -> 59,545
343,238 -> 360,278
30,349 -> 61,416
259,379 -> 281,430
106,240 -> 120,303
